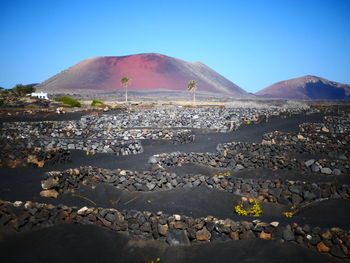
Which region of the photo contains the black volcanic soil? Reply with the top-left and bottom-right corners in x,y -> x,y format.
0,111 -> 349,263
1,224 -> 344,263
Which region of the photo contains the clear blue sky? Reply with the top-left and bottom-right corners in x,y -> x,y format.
1,0 -> 349,93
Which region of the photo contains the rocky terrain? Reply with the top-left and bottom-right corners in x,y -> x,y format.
0,103 -> 349,263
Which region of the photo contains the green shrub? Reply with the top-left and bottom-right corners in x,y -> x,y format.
54,96 -> 81,107
0,98 -> 4,106
12,84 -> 36,97
91,99 -> 104,107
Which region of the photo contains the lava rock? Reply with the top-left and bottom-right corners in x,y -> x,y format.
196,227 -> 211,241
283,225 -> 295,241
41,178 -> 59,190
305,159 -> 315,167
39,189 -> 59,198
259,231 -> 272,240
317,242 -> 331,253
331,245 -> 347,258
321,168 -> 332,175
166,229 -> 190,246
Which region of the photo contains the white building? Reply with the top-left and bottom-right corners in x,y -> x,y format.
31,92 -> 49,100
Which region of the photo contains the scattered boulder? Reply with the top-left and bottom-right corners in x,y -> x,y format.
146,183 -> 156,191
148,156 -> 157,164
41,178 -> 59,190
119,170 -> 127,176
321,168 -> 332,175
332,169 -> 341,176
166,229 -> 190,246
283,225 -> 295,241
321,231 -> 332,240
317,242 -> 331,253
322,126 -> 330,133
196,227 -> 211,241
270,222 -> 279,228
240,230 -> 255,240
77,206 -> 93,215
230,231 -> 240,240
305,159 -> 315,167
158,224 -> 169,236
39,189 -> 59,198
27,155 -> 45,168
259,231 -> 272,240
174,214 -> 181,221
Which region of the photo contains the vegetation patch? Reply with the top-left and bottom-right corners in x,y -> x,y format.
0,84 -> 36,105
283,205 -> 297,218
234,198 -> 263,217
283,211 -> 294,218
213,171 -> 231,178
91,99 -> 104,107
54,96 -> 81,107
112,104 -> 123,109
183,105 -> 197,108
11,84 -> 36,97
145,257 -> 161,263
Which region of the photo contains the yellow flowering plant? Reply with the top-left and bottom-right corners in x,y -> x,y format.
234,198 -> 263,217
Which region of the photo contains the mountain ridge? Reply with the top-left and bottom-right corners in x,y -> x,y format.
256,75 -> 350,99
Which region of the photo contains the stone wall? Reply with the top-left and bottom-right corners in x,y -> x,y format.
152,150 -> 350,176
38,138 -> 143,155
1,200 -> 349,258
2,121 -> 195,144
41,167 -> 350,208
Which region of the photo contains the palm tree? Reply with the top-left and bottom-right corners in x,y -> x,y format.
120,76 -> 130,103
187,80 -> 197,105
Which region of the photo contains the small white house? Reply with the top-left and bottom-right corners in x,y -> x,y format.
31,92 -> 49,100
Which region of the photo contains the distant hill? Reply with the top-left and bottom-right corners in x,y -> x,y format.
36,53 -> 251,97
256,75 -> 350,99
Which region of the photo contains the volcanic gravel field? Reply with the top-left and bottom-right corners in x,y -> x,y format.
0,105 -> 349,263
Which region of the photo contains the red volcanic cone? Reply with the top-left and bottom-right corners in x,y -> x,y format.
36,53 -> 250,97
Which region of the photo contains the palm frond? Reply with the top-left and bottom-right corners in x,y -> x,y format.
187,80 -> 197,91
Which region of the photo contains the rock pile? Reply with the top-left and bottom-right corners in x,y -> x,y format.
0,200 -> 349,258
